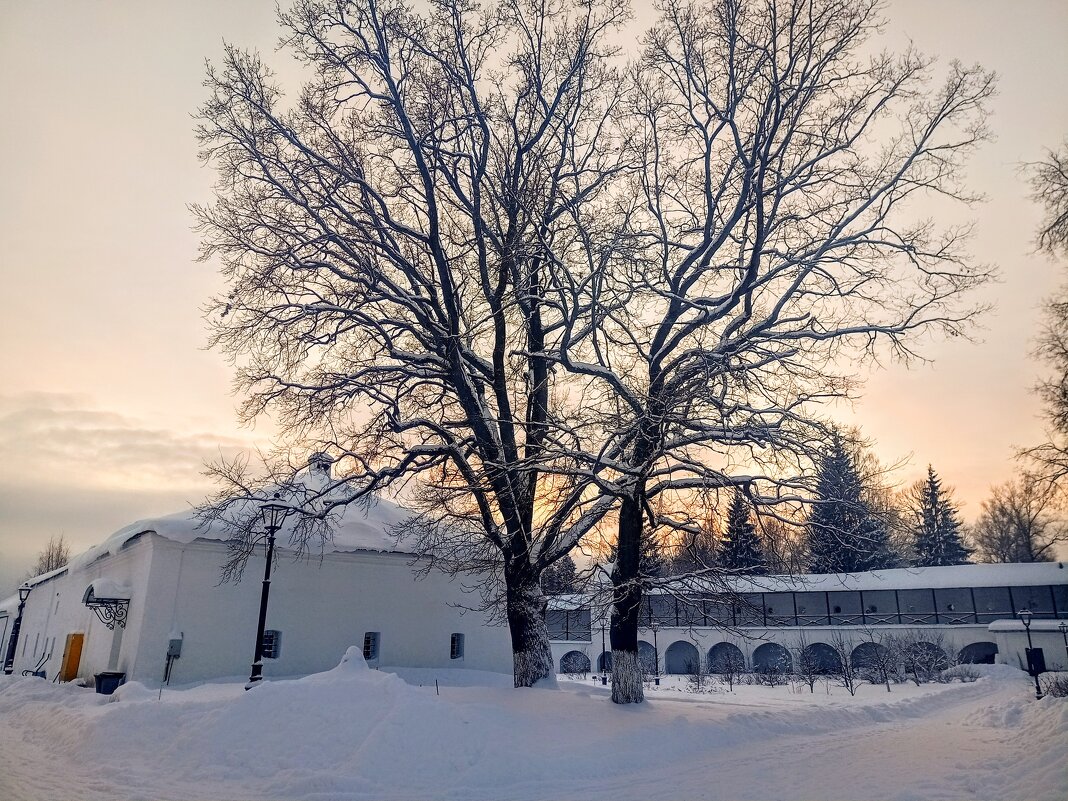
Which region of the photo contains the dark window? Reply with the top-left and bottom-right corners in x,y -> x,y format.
764,594 -> 796,626
547,609 -> 592,641
1051,584 -> 1068,618
934,588 -> 974,623
736,594 -> 764,626
1010,586 -> 1055,617
363,631 -> 380,661
973,586 -> 1013,623
704,598 -> 734,626
676,598 -> 704,627
650,595 -> 676,626
450,633 -> 464,660
794,592 -> 829,625
569,609 -> 592,640
828,592 -> 862,624
262,629 -> 282,659
898,589 -> 936,623
546,610 -> 569,640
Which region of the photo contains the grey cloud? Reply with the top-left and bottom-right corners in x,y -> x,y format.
0,392 -> 257,594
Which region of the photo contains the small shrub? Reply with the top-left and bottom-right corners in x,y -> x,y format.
1042,673 -> 1068,698
941,665 -> 980,683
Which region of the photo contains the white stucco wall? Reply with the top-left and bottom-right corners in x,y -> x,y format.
130,535 -> 514,685
6,533 -> 514,685
5,534 -> 154,682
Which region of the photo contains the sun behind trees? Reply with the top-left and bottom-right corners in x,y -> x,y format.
196,0 -> 994,702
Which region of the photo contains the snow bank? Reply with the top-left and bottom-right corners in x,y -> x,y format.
2,653 -> 1064,801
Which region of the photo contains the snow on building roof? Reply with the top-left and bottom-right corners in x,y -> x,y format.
988,619 -> 1068,633
667,561 -> 1067,595
68,493 -> 413,572
82,579 -> 132,602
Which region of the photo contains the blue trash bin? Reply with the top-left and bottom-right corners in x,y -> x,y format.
94,671 -> 126,694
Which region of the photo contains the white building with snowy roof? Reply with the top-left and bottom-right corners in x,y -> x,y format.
2,452 -> 1066,689
0,477 -> 515,686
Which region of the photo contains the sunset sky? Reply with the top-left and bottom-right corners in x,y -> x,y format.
1,0 -> 1067,593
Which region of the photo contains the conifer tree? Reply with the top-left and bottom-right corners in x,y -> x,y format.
718,491 -> 767,574
807,435 -> 896,573
910,466 -> 972,566
541,554 -> 578,594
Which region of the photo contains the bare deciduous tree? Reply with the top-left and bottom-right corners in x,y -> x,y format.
578,0 -> 994,702
970,478 -> 1068,563
1029,139 -> 1068,257
195,0 -> 631,688
23,534 -> 70,581
1024,140 -> 1068,490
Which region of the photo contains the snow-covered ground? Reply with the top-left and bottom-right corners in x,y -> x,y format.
0,651 -> 1064,801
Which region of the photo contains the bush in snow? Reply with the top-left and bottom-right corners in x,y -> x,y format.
1041,673 -> 1068,698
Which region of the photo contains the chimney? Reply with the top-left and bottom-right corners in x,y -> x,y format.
308,452 -> 335,481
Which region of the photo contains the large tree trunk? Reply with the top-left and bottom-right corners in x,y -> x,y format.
505,567 -> 557,688
610,492 -> 645,703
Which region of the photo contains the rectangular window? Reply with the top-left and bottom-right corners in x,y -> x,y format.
898,589 -> 936,624
934,588 -> 974,623
1051,584 -> 1068,618
363,631 -> 380,662
1010,586 -> 1055,617
546,610 -> 569,640
261,629 -> 282,659
827,591 -> 863,624
973,586 -> 1013,623
569,609 -> 592,640
450,633 -> 465,660
763,593 -> 796,626
793,592 -> 828,626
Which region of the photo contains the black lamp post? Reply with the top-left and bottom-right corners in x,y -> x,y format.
246,495 -> 290,689
600,619 -> 608,686
1018,609 -> 1042,700
2,583 -> 31,675
650,622 -> 660,686
1058,621 -> 1068,668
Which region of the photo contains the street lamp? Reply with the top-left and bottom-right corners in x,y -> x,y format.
2,583 -> 32,675
650,621 -> 660,686
1058,621 -> 1068,668
1018,609 -> 1042,700
246,495 -> 290,689
600,620 -> 608,686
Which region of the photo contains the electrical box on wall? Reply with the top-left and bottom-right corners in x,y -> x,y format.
167,636 -> 183,659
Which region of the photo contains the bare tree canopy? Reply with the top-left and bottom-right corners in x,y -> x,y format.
586,0 -> 993,702
196,0 -> 632,688
1028,139 -> 1068,257
196,0 -> 994,700
24,534 -> 70,581
970,477 -> 1067,563
1023,140 -> 1068,490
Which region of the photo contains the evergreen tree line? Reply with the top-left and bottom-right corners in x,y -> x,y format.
544,435 -> 983,593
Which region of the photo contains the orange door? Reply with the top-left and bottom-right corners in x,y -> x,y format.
59,633 -> 84,681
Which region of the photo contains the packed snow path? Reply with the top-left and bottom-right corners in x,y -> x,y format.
0,657 -> 1064,801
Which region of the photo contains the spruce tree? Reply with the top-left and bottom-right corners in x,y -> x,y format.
718,491 -> 767,573
911,466 -> 971,566
807,434 -> 895,573
541,553 -> 578,594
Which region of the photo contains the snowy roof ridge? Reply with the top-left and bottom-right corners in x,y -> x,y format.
63,465 -> 415,572
650,561 -> 1067,594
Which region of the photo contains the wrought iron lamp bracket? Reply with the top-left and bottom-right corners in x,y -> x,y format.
85,598 -> 129,630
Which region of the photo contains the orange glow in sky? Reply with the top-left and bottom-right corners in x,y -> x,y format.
1,0 -> 1067,589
